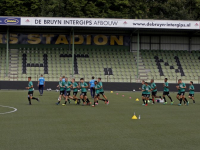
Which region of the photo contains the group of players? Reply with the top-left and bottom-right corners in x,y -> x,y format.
56,76 -> 109,107
26,75 -> 195,107
26,75 -> 109,107
140,78 -> 195,106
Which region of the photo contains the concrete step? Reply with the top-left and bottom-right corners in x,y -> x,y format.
10,55 -> 18,57
10,49 -> 18,51
138,70 -> 146,73
9,74 -> 18,77
9,64 -> 18,66
10,58 -> 18,61
138,66 -> 145,69
139,73 -> 147,76
9,72 -> 18,75
135,58 -> 143,61
138,62 -> 144,65
140,76 -> 148,80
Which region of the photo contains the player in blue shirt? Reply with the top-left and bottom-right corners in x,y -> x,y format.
38,74 -> 45,96
89,76 -> 95,98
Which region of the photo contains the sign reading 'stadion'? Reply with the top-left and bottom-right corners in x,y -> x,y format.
0,34 -> 130,46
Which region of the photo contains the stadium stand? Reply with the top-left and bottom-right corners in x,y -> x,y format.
1,47 -> 136,82
141,50 -> 200,83
1,46 -> 200,83
0,48 -> 9,81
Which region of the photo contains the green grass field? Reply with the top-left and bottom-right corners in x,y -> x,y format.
0,90 -> 200,150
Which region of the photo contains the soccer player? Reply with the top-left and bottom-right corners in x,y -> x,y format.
26,77 -> 39,105
139,80 -> 146,105
176,83 -> 181,102
97,78 -> 109,104
92,81 -> 100,107
163,78 -> 173,105
71,78 -> 80,105
62,77 -> 73,106
177,79 -> 188,106
56,77 -> 65,105
38,74 -> 45,96
79,78 -> 91,105
188,81 -> 195,104
150,79 -> 162,104
89,76 -> 95,98
144,82 -> 151,106
62,76 -> 66,95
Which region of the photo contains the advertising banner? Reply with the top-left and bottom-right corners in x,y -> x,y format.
0,17 -> 21,25
0,33 -> 130,46
21,17 -> 200,29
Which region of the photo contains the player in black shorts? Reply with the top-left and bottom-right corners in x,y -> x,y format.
97,78 -> 109,105
26,77 -> 39,105
163,78 -> 173,105
79,78 -> 91,105
71,78 -> 80,105
150,79 -> 162,104
56,77 -> 65,105
92,81 -> 100,107
177,79 -> 188,106
139,80 -> 146,105
188,81 -> 195,104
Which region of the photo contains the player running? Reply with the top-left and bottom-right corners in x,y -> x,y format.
38,74 -> 45,96
62,77 -> 73,106
177,79 -> 188,106
71,78 -> 80,105
26,77 -> 39,105
56,77 -> 65,105
92,81 -> 100,107
139,80 -> 146,105
176,83 -> 181,102
144,82 -> 151,106
150,79 -> 162,104
79,78 -> 91,105
163,78 -> 173,105
97,78 -> 109,104
62,76 -> 66,95
188,81 -> 195,104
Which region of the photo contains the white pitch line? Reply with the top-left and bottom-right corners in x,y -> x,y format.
0,105 -> 17,114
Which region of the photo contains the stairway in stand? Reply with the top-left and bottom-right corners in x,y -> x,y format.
9,49 -> 19,81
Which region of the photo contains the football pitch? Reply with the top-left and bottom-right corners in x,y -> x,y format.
0,90 -> 200,150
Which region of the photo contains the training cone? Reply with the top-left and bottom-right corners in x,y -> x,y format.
111,91 -> 113,93
136,98 -> 139,101
122,95 -> 124,97
132,112 -> 138,119
116,93 -> 118,95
